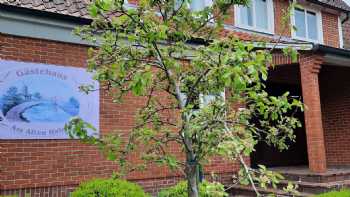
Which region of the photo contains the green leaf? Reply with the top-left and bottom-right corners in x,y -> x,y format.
88,4 -> 98,17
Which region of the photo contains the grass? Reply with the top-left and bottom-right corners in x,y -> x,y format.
315,189 -> 350,197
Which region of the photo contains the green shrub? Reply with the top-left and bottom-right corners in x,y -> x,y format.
158,180 -> 228,197
71,178 -> 150,197
315,189 -> 350,197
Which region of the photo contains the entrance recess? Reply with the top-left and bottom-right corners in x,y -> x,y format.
251,83 -> 308,168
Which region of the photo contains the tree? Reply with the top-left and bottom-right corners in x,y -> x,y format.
33,92 -> 42,100
65,0 -> 303,196
2,86 -> 24,115
69,97 -> 80,109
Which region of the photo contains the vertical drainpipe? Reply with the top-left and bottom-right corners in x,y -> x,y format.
340,10 -> 349,49
341,12 -> 349,24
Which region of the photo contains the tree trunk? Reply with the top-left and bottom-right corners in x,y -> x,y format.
186,162 -> 199,197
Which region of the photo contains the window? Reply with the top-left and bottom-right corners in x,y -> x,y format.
190,0 -> 213,11
235,0 -> 274,33
175,0 -> 213,11
199,92 -> 225,108
180,91 -> 225,109
292,7 -> 323,43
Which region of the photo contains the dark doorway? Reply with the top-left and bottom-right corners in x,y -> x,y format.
250,83 -> 308,168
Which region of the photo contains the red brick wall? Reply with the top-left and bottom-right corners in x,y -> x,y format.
322,12 -> 340,48
343,20 -> 350,49
0,34 -> 240,195
320,66 -> 350,166
273,0 -> 291,37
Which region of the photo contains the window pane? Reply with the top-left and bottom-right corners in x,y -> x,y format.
204,0 -> 213,7
295,8 -> 306,38
190,0 -> 204,11
307,11 -> 318,40
200,92 -> 225,107
201,95 -> 216,107
255,0 -> 268,29
174,0 -> 182,10
239,5 -> 253,26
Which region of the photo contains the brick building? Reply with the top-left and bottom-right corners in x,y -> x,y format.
1,0 -> 350,196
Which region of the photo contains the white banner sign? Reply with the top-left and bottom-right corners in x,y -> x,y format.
0,60 -> 99,139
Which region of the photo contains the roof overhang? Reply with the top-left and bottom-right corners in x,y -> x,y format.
0,4 -> 92,24
251,41 -> 350,67
313,44 -> 350,67
0,4 -> 93,46
306,0 -> 350,13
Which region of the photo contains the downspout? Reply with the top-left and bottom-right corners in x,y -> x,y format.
341,12 -> 350,24
312,43 -> 320,52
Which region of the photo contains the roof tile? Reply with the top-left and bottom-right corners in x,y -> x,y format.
318,0 -> 350,11
0,0 -> 91,18
0,0 -> 349,19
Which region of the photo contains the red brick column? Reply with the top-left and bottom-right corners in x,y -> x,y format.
299,54 -> 327,173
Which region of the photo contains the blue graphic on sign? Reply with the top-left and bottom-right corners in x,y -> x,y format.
0,60 -> 99,139
0,76 -> 80,123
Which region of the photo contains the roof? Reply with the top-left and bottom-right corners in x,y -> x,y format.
312,0 -> 350,12
0,0 -> 349,19
0,0 -> 90,18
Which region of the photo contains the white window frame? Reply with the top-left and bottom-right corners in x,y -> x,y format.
199,91 -> 225,108
177,0 -> 213,11
291,6 -> 323,43
339,16 -> 344,48
180,91 -> 225,109
234,0 -> 275,34
192,0 -> 213,10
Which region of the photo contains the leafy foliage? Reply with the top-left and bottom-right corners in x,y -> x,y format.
315,189 -> 350,197
237,165 -> 299,196
158,181 -> 227,197
65,0 -> 303,196
71,178 -> 150,197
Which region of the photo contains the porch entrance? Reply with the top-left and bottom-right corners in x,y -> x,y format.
251,82 -> 308,168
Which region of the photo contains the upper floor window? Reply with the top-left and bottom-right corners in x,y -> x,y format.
292,7 -> 323,43
175,0 -> 213,11
235,0 -> 274,34
180,91 -> 225,110
189,0 -> 213,11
